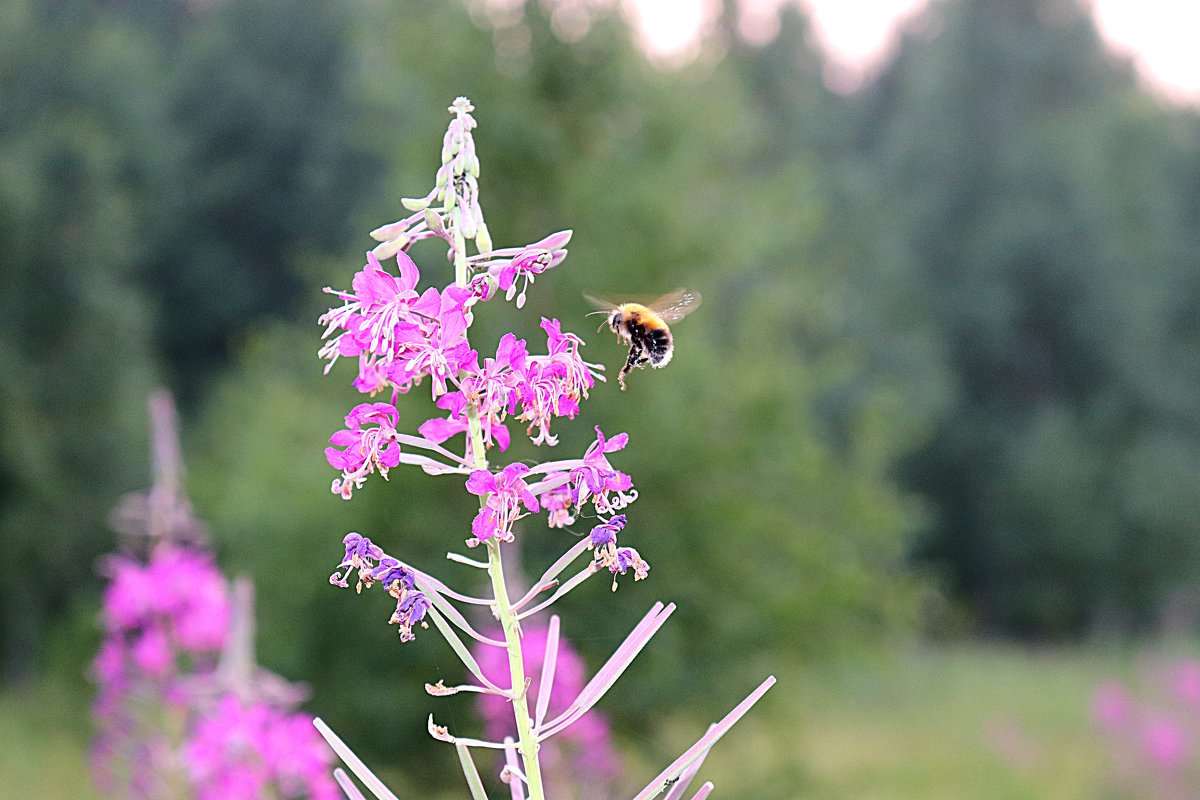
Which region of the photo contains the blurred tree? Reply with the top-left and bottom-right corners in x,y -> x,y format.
133,0 -> 378,398
0,0 -> 157,679
857,0 -> 1200,634
0,0 -> 377,679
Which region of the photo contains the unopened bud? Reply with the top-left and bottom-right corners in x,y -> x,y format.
459,204 -> 477,239
475,222 -> 492,254
372,236 -> 408,260
369,220 -> 407,242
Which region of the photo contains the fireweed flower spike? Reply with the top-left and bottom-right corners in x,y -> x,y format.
317,98 -> 772,800
92,392 -> 336,800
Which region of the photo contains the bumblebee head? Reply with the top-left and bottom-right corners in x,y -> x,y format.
608,309 -> 622,332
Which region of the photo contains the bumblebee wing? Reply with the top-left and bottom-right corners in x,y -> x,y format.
583,293 -> 620,312
649,288 -> 701,323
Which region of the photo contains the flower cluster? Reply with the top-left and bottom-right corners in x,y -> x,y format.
589,514 -> 650,587
318,250 -> 475,400
330,533 -> 431,641
92,544 -> 230,798
96,544 -> 230,686
315,97 -> 772,800
186,696 -> 339,800
93,543 -> 337,800
1092,660 -> 1200,796
319,247 -> 605,499
92,392 -> 337,800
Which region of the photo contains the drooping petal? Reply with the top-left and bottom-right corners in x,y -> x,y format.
465,470 -> 497,497
395,250 -> 420,292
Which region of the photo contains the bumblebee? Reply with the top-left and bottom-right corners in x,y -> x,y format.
585,288 -> 702,390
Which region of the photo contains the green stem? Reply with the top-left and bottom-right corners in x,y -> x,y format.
458,248 -> 546,800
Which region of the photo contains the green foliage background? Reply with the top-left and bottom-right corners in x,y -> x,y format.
2,0 -> 1199,794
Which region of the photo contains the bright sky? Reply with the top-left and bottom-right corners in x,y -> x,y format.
623,0 -> 1200,102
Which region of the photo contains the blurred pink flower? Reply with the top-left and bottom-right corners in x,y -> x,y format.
1173,660 -> 1200,705
131,627 -> 173,678
101,557 -> 159,632
93,639 -> 125,685
186,696 -> 338,800
101,545 -> 232,660
1092,681 -> 1130,732
152,546 -> 232,652
1143,716 -> 1188,770
475,623 -> 621,791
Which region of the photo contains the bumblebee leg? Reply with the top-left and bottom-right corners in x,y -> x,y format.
619,340 -> 643,391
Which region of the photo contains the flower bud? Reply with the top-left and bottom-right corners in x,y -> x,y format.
372,235 -> 408,260
459,203 -> 478,239
534,229 -> 573,250
370,220 -> 407,242
475,222 -> 492,254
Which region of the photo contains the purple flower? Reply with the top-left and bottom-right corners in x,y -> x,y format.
537,317 -> 600,402
329,534 -> 431,641
495,321 -> 601,447
465,463 -> 540,545
470,230 -> 572,308
319,251 -> 421,371
100,546 -> 232,656
589,514 -> 627,547
131,626 -> 173,677
541,481 -> 576,528
92,543 -> 241,798
92,640 -> 125,686
101,556 -> 159,632
263,714 -> 342,800
587,515 -> 649,586
325,402 -> 401,499
467,273 -> 496,302
462,333 -> 527,418
390,591 -> 432,642
609,547 -> 649,582
386,286 -> 477,398
155,548 -> 231,652
370,557 -> 416,597
330,532 -> 383,589
320,252 -> 484,401
569,427 -> 636,512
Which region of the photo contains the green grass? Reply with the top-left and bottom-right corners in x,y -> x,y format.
0,680 -> 96,800
0,643 -> 1171,799
636,643 -> 1147,800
